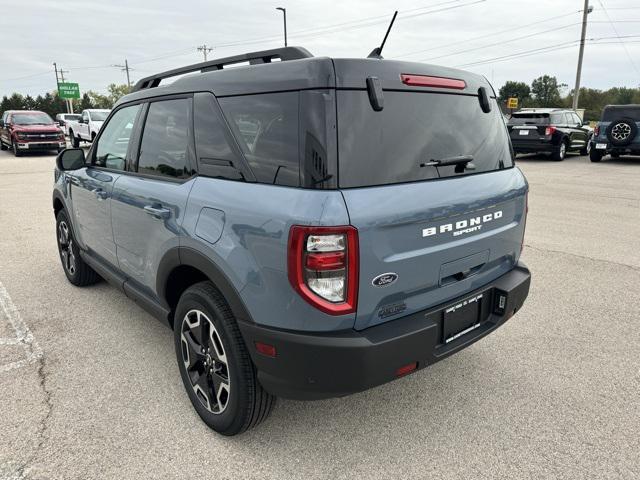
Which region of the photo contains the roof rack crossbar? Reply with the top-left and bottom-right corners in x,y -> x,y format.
132,46 -> 313,91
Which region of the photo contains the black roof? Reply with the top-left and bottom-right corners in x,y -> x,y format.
117,46 -> 492,107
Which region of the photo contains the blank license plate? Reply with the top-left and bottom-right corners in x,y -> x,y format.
519,130 -> 530,136
596,143 -> 607,149
443,294 -> 483,344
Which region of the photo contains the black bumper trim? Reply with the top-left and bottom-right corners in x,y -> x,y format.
238,262 -> 531,400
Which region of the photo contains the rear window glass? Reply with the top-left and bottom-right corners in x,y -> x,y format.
337,91 -> 513,188
509,113 -> 549,126
602,107 -> 640,122
218,92 -> 299,187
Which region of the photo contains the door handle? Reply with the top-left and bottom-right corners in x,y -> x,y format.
144,205 -> 171,219
93,188 -> 108,200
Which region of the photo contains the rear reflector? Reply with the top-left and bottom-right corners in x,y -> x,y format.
396,362 -> 418,377
400,74 -> 466,90
255,342 -> 277,358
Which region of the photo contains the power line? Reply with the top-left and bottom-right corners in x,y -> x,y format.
597,0 -> 640,78
396,9 -> 582,58
197,44 -> 213,61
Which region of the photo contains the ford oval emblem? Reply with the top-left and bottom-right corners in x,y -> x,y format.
372,272 -> 398,287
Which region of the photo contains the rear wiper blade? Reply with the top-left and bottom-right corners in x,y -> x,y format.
420,155 -> 474,168
421,155 -> 475,173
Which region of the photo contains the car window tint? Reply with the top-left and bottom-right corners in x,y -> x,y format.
137,98 -> 192,179
94,105 -> 141,171
218,92 -> 299,187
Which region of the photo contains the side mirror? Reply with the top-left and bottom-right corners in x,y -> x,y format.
56,148 -> 86,171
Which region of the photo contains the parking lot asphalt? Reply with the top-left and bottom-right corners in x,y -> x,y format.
0,149 -> 639,480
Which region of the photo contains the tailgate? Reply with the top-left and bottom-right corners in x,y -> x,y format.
343,168 -> 528,330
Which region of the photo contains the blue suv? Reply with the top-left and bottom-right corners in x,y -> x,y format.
52,47 -> 531,435
590,104 -> 640,162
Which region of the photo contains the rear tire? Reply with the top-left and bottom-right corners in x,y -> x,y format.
55,210 -> 101,286
579,137 -> 592,156
552,140 -> 568,161
174,281 -> 276,436
590,149 -> 603,162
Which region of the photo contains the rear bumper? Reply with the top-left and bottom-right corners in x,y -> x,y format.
591,140 -> 640,154
239,262 -> 531,400
511,139 -> 555,153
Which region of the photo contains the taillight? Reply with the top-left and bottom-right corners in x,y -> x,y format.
594,125 -> 600,136
400,74 -> 466,90
288,225 -> 359,315
544,126 -> 556,136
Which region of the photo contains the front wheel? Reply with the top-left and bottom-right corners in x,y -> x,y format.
70,130 -> 80,148
174,281 -> 275,436
0,140 -> 7,151
12,141 -> 22,157
55,210 -> 101,286
589,149 -> 603,162
580,138 -> 592,156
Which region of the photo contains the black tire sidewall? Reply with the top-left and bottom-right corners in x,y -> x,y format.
590,149 -> 603,162
606,118 -> 637,147
55,210 -> 80,283
174,285 -> 253,435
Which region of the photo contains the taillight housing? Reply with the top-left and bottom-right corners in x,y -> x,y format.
544,126 -> 556,136
594,125 -> 600,136
288,225 -> 359,315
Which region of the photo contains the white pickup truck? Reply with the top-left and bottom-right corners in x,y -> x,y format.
67,109 -> 111,147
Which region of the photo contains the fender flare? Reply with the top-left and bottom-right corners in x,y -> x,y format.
156,247 -> 255,326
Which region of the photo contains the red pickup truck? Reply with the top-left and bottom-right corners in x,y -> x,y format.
0,110 -> 67,156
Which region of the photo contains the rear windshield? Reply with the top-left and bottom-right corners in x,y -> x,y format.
508,113 -> 550,125
602,107 -> 640,122
337,91 -> 513,188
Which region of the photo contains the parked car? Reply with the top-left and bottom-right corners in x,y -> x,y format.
67,109 -> 110,147
55,113 -> 81,136
507,108 -> 592,160
589,104 -> 640,162
0,110 -> 67,156
52,46 -> 531,435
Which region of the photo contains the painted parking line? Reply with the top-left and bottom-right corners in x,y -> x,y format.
0,280 -> 42,373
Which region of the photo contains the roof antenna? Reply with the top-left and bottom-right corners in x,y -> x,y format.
367,11 -> 398,59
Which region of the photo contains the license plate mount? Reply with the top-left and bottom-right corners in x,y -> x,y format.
443,294 -> 483,344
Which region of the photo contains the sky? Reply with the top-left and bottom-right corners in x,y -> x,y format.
1,0 -> 639,98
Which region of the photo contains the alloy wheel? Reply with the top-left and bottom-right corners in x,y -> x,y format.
58,221 -> 76,275
180,309 -> 230,415
559,142 -> 566,159
611,123 -> 631,141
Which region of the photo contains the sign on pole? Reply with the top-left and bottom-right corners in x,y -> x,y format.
58,82 -> 80,99
507,97 -> 518,109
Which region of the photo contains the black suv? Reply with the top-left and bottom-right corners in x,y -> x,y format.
590,105 -> 640,162
508,108 -> 592,160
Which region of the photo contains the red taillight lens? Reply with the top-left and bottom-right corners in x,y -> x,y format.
288,225 -> 359,315
400,74 -> 466,90
255,342 -> 277,358
396,362 -> 418,377
544,126 -> 556,136
594,125 -> 600,136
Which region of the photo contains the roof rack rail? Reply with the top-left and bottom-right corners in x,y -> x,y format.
132,46 -> 313,91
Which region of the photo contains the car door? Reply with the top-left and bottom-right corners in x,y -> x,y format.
571,112 -> 589,148
69,104 -> 142,267
111,96 -> 195,294
1,113 -> 12,145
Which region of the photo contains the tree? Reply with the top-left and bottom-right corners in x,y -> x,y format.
498,81 -> 531,109
531,75 -> 566,107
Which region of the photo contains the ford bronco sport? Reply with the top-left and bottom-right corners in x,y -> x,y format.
590,104 -> 640,162
52,47 -> 531,435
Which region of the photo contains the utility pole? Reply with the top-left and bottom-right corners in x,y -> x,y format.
572,1 -> 594,110
54,63 -> 73,114
113,60 -> 132,89
276,8 -> 287,47
197,44 -> 213,62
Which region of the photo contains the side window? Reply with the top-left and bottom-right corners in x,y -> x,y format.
550,113 -> 563,125
218,92 -> 299,187
572,113 -> 582,125
193,92 -> 244,180
94,104 -> 141,171
82,111 -> 89,122
137,98 -> 192,179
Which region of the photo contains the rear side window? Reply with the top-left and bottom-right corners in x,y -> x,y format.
549,113 -> 565,124
218,92 -> 299,187
337,91 -> 513,188
602,107 -> 640,122
137,98 -> 192,179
